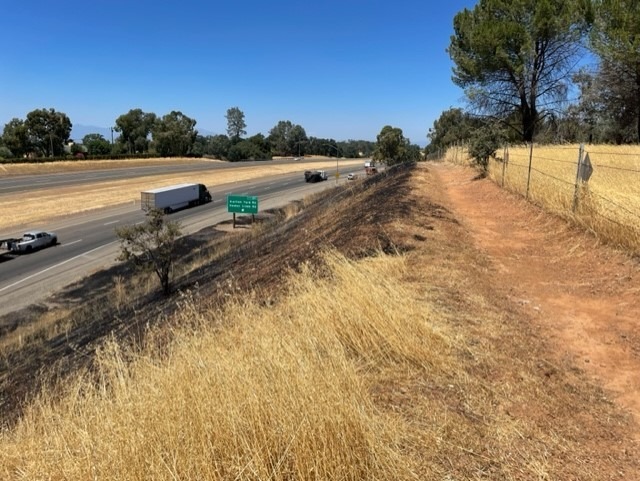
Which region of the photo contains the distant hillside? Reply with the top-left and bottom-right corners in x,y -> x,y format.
70,125 -> 115,143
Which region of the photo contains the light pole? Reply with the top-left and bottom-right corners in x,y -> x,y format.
110,127 -> 114,144
324,144 -> 340,184
296,139 -> 307,158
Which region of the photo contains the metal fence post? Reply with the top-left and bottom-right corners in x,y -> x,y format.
502,145 -> 509,187
572,144 -> 585,212
526,142 -> 534,199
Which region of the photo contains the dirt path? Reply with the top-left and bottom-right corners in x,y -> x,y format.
432,163 -> 640,429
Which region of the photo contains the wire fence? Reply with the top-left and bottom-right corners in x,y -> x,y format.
485,144 -> 640,253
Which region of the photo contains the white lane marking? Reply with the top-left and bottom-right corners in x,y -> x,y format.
64,239 -> 83,247
0,241 -> 118,293
103,220 -> 119,226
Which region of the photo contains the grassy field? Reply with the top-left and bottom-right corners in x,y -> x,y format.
448,144 -> 640,253
1,164 -> 635,479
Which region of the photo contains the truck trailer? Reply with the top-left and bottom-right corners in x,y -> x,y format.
304,170 -> 328,183
141,183 -> 212,213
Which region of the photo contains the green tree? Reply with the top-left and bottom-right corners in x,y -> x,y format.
191,135 -> 208,156
448,0 -> 591,142
373,125 -> 409,165
115,209 -> 182,295
247,133 -> 270,154
227,139 -> 270,161
2,118 -> 29,157
337,139 -> 375,158
552,68 -> 617,143
426,108 -> 480,154
82,133 -> 112,155
590,0 -> 640,141
268,120 -> 307,156
268,120 -> 293,155
225,107 -> 246,142
152,111 -> 197,157
207,134 -> 232,159
114,109 -> 157,154
70,143 -> 86,158
289,125 -> 308,156
25,108 -> 72,157
0,146 -> 13,159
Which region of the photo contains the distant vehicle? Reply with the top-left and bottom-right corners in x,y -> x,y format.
364,160 -> 378,175
304,170 -> 328,183
1,231 -> 58,254
141,183 -> 212,214
293,157 -> 302,161
347,173 -> 356,180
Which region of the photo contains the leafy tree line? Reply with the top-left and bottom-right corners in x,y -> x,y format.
1,108 -> 72,158
428,0 -> 640,167
1,106 -> 381,162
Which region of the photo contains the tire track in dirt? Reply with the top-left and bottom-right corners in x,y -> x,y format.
433,162 -> 640,430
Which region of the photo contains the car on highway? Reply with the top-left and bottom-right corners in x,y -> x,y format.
347,173 -> 356,180
2,231 -> 58,254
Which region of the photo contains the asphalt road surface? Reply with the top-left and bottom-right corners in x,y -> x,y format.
0,167 -> 360,317
0,158 -> 340,195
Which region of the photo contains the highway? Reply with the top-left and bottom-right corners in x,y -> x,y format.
0,166 -> 357,317
0,158 -> 319,195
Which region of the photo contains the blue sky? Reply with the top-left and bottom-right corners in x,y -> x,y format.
0,0 -> 476,145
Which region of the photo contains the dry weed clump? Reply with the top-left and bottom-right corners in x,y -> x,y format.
0,308 -> 72,355
0,251 -> 437,480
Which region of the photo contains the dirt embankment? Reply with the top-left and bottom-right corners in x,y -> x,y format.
433,162 -> 640,431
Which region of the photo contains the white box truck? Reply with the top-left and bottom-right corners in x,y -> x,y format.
141,183 -> 212,213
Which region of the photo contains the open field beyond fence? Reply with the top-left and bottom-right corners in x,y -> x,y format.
448,144 -> 640,253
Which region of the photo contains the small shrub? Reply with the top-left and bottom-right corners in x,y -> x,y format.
468,126 -> 504,170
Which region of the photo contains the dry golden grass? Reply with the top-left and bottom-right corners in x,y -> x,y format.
480,144 -> 640,252
0,159 -> 362,230
0,252 -> 440,480
0,157 -> 207,176
0,308 -> 72,355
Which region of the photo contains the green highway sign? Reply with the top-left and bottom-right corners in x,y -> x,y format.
227,194 -> 258,214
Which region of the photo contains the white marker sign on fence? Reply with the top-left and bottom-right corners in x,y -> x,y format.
578,152 -> 594,182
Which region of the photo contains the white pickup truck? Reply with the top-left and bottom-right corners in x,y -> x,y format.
0,231 -> 58,254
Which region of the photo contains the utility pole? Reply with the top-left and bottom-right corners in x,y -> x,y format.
324,143 -> 340,184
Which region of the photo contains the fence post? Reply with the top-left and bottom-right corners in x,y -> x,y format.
526,142 -> 534,199
572,144 -> 585,212
502,145 -> 509,187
